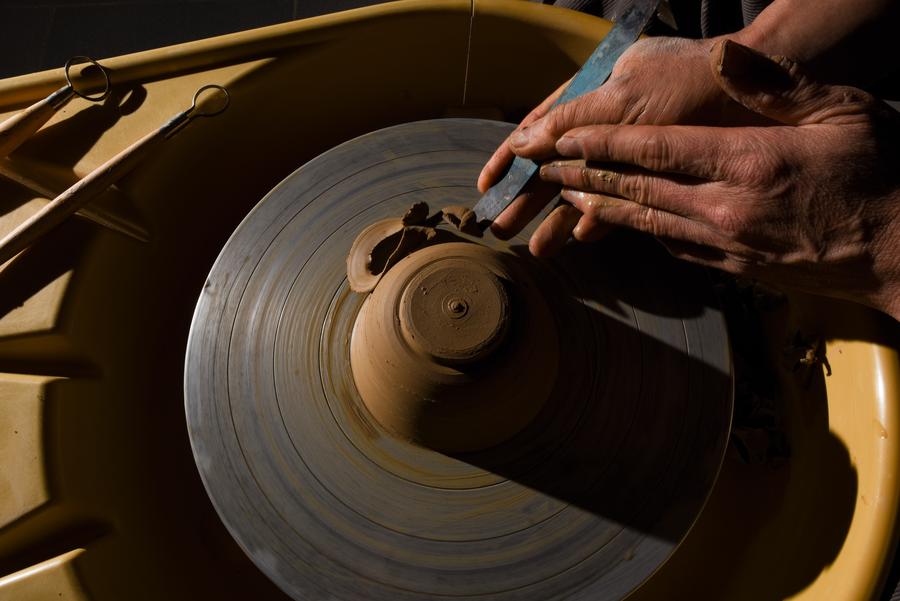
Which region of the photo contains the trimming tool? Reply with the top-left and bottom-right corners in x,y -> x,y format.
0,84 -> 229,266
0,56 -> 111,158
0,56 -> 149,242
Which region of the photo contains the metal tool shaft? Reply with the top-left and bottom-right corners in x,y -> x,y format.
0,56 -> 110,159
0,85 -> 228,266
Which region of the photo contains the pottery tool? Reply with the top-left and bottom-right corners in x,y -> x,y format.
472,0 -> 662,224
0,85 -> 229,266
185,119 -> 732,601
0,156 -> 150,242
0,56 -> 148,241
0,56 -> 111,158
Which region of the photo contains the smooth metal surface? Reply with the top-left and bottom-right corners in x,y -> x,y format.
472,0 -> 660,223
185,119 -> 733,601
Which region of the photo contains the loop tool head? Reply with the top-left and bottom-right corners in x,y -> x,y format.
190,85 -> 230,118
64,56 -> 111,102
162,84 -> 229,139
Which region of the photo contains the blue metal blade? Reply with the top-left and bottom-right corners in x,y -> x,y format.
473,0 -> 661,223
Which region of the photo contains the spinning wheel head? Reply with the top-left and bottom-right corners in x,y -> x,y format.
185,119 -> 733,601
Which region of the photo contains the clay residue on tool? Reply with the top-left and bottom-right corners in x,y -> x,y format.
441,205 -> 480,236
347,202 -> 483,293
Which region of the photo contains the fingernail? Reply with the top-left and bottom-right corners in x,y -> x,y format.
510,128 -> 531,147
716,39 -> 792,92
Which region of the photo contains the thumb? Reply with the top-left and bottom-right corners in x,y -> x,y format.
709,39 -> 874,125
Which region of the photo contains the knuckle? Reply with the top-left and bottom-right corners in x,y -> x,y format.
595,77 -> 642,125
612,50 -> 639,77
734,137 -> 794,185
578,164 -> 594,189
637,206 -> 664,237
560,98 -> 590,129
634,133 -> 672,170
710,204 -> 745,237
618,173 -> 650,204
547,107 -> 567,133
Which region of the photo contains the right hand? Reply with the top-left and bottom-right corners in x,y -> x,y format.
537,40 -> 900,319
477,36 -> 758,252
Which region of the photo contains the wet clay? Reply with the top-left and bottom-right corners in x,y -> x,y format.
345,202 -> 560,452
399,258 -> 510,364
346,202 -> 483,293
346,219 -> 437,293
402,201 -> 430,225
441,205 -> 480,236
349,242 -> 559,453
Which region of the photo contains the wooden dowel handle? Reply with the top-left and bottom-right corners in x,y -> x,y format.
0,125 -> 165,265
0,86 -> 73,158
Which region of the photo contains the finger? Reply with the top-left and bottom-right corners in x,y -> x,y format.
709,39 -> 878,126
506,79 -> 628,160
555,124 -> 729,180
539,159 -> 711,220
478,78 -> 572,192
489,177 -> 561,240
528,202 -> 582,257
560,188 -> 718,246
573,214 -> 611,243
478,144 -> 516,194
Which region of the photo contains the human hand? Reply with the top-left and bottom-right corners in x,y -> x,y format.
477,36 -> 754,251
537,40 -> 900,318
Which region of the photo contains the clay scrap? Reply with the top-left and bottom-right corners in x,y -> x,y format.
441,205 -> 480,236
402,201 -> 430,226
346,202 -> 484,293
346,219 -> 436,293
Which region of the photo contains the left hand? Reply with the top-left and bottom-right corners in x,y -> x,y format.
532,40 -> 900,318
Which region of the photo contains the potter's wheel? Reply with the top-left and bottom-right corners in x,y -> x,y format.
184,119 -> 733,601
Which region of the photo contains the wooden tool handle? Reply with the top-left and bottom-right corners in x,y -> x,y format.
0,86 -> 73,158
0,85 -> 227,266
0,157 -> 150,242
0,126 -> 165,266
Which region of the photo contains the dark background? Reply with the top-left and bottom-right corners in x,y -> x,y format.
0,0 -> 388,79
